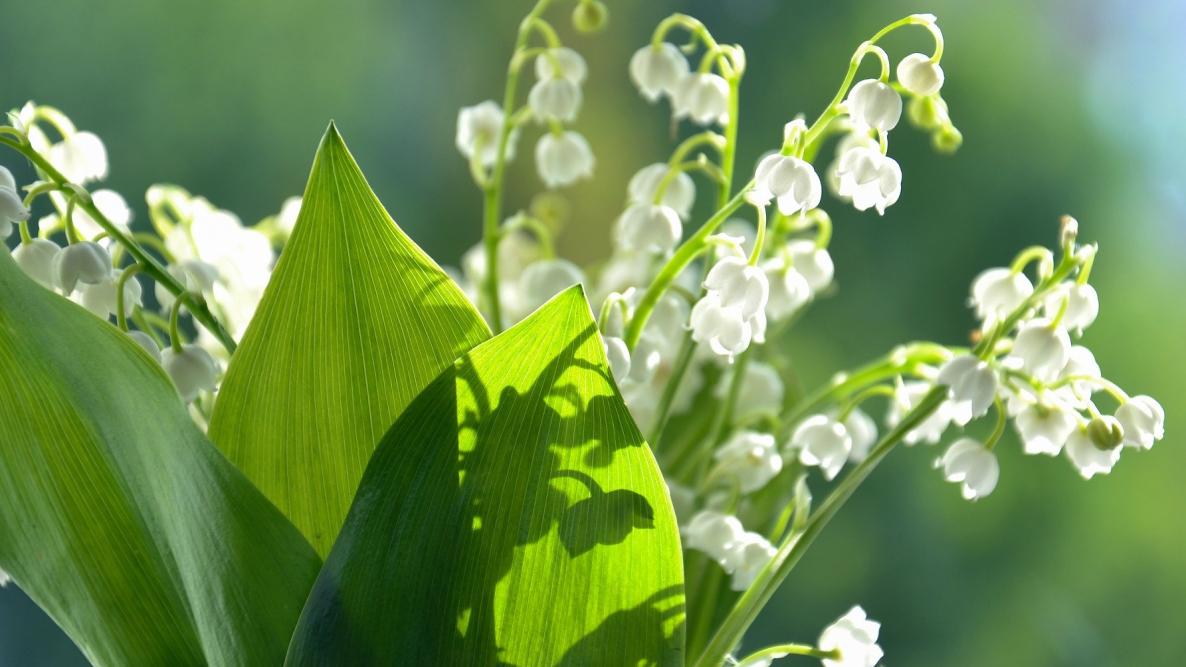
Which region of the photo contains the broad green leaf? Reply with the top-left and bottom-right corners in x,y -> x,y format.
287,286 -> 685,666
0,251 -> 322,666
208,124 -> 490,556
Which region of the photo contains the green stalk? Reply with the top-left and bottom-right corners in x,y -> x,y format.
482,0 -> 555,333
693,387 -> 947,666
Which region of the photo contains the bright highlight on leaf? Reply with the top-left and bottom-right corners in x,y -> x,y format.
0,252 -> 322,666
287,286 -> 685,666
208,124 -> 490,556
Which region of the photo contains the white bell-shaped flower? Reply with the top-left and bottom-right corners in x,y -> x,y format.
935,438 -> 999,500
818,606 -> 884,667
690,292 -> 752,362
644,292 -> 689,347
785,240 -> 834,292
1042,282 -> 1099,333
846,79 -> 903,132
535,47 -> 587,84
888,379 -> 954,445
518,258 -> 585,316
162,344 -> 220,403
79,273 -> 143,319
791,414 -> 853,481
47,131 -> 108,184
826,132 -> 879,198
704,255 -> 769,318
970,267 -> 1033,324
527,76 -> 582,123
674,72 -> 730,126
1115,395 -> 1165,450
602,334 -> 631,381
1008,319 -> 1071,381
535,131 -> 594,188
762,256 -> 812,321
843,407 -> 879,463
682,510 -> 745,566
627,163 -> 696,219
721,361 -> 785,423
53,241 -> 111,294
1064,424 -> 1121,479
725,531 -> 776,591
1,169 -> 31,231
896,53 -> 945,96
70,189 -> 132,240
714,431 -> 782,494
126,330 -> 162,363
1014,397 -> 1080,455
0,165 -> 17,191
629,42 -> 689,102
835,147 -> 902,215
12,239 -> 62,289
456,101 -> 518,168
753,154 -> 822,217
936,354 -> 998,424
614,203 -> 682,254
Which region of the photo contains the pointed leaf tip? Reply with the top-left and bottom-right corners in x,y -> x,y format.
209,124 -> 489,556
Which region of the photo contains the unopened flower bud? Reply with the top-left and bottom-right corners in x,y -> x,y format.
1087,416 -> 1124,451
572,0 -> 608,33
906,94 -> 948,130
1059,215 -> 1079,249
932,124 -> 963,154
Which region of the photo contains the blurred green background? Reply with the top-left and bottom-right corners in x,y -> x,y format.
2,0 -> 1183,664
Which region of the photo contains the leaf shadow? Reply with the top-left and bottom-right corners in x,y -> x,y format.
288,308 -> 683,665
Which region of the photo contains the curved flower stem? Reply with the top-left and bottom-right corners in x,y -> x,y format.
800,14 -> 939,155
482,0 -> 555,333
693,387 -> 947,667
115,264 -> 144,332
777,341 -> 952,438
737,643 -> 839,664
0,135 -> 237,354
624,184 -> 752,348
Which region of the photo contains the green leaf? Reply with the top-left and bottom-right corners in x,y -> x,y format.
208,124 -> 490,556
0,252 -> 322,666
287,286 -> 685,666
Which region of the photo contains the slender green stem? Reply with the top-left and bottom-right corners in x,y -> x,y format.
624,185 -> 752,348
737,643 -> 839,665
800,15 -> 935,154
693,387 -> 947,666
131,308 -> 166,348
169,295 -> 189,353
482,0 -> 555,333
115,264 -> 144,332
0,135 -> 237,354
777,342 -> 951,440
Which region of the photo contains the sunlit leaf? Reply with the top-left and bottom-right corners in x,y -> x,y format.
0,252 -> 322,666
287,286 -> 685,666
208,124 -> 490,556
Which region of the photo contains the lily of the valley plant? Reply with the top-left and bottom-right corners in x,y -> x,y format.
0,2 -> 1165,666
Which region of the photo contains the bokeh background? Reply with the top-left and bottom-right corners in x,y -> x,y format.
2,0 -> 1183,664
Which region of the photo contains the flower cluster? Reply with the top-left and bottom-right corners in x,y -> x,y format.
3,103 -> 296,422
457,42 -> 594,191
